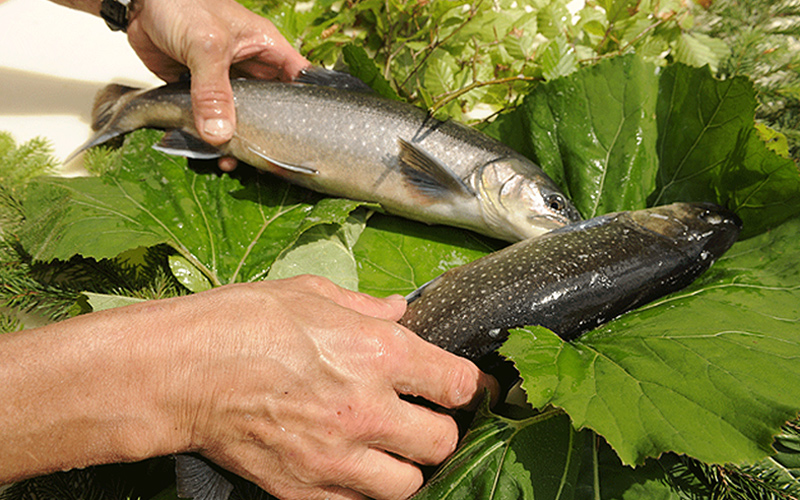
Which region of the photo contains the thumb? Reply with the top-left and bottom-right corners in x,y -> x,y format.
331,289 -> 408,323
188,48 -> 237,146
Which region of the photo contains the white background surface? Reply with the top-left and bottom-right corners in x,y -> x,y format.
0,0 -> 161,170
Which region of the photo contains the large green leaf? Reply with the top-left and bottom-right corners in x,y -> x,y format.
518,54 -> 660,218
653,63 -> 800,238
267,208 -> 369,291
500,215 -> 800,467
19,130 -> 364,286
413,405 -> 586,500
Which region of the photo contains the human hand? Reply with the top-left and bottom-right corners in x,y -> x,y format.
126,0 -> 309,169
158,276 -> 496,500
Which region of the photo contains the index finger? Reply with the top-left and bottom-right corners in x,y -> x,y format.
391,326 -> 499,410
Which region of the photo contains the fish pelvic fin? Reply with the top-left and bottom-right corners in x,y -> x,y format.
397,138 -> 475,199
64,84 -> 145,164
175,454 -> 235,500
154,130 -> 222,160
236,134 -> 319,175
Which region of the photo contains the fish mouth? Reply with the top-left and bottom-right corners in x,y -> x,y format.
697,202 -> 742,230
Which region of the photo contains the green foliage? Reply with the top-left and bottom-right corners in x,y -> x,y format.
243,0 -> 734,122
0,132 -> 57,197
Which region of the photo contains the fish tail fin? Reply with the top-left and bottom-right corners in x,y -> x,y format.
175,454 -> 235,500
64,84 -> 145,163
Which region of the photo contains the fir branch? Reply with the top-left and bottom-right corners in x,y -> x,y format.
0,132 -> 58,196
662,423 -> 800,500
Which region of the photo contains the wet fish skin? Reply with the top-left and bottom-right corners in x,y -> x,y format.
400,202 -> 742,365
68,70 -> 582,242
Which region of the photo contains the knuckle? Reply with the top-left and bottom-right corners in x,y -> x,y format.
357,324 -> 408,370
191,85 -> 232,110
189,27 -> 231,57
293,274 -> 336,295
331,396 -> 386,440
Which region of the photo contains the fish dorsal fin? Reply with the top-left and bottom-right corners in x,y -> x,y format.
234,134 -> 319,175
154,130 -> 222,160
397,138 -> 475,198
295,66 -> 375,93
175,454 -> 235,500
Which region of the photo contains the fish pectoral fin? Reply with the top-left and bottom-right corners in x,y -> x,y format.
397,138 -> 475,198
236,135 -> 319,175
154,130 -> 222,160
175,454 -> 235,500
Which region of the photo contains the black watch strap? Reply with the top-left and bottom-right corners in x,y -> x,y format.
100,0 -> 132,32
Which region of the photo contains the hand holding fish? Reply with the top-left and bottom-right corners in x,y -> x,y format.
50,0 -> 309,170
0,276 -> 496,500
125,0 -> 309,160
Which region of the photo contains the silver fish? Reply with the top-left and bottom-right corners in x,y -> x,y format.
401,202 -> 742,368
174,202 -> 740,500
67,68 -> 582,242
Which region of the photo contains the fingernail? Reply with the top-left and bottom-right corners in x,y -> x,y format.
386,294 -> 406,302
203,118 -> 234,139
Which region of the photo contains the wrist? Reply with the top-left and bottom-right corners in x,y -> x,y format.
0,302 -> 187,482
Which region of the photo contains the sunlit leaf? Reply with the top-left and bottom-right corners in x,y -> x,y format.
522,55 -> 659,217
653,64 -> 800,237
354,214 -> 502,297
267,209 -> 369,291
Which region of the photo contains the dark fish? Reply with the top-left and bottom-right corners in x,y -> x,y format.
67,68 -> 582,242
175,202 -> 741,500
401,202 -> 742,368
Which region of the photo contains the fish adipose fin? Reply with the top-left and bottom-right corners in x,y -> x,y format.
154,130 -> 223,160
295,66 -> 375,93
397,138 -> 475,198
236,134 -> 319,175
175,454 -> 235,500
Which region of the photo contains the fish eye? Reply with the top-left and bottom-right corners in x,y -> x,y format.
546,194 -> 565,212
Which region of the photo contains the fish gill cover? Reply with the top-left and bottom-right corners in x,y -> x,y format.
4,27 -> 800,500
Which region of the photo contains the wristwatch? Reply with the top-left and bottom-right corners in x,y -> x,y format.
100,0 -> 133,32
